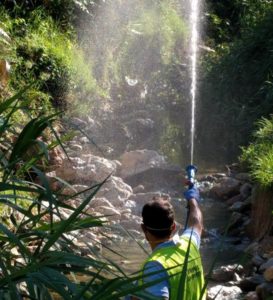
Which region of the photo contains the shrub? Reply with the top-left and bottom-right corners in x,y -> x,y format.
240,117 -> 273,187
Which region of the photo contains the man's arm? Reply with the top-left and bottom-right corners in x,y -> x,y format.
187,198 -> 203,237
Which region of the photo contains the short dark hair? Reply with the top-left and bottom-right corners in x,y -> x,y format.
142,198 -> 175,238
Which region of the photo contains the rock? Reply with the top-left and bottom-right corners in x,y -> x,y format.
260,258 -> 273,272
244,291 -> 259,300
214,173 -> 227,178
264,266 -> 273,282
96,176 -> 133,207
252,255 -> 265,267
260,237 -> 273,255
120,216 -> 142,231
200,175 -> 216,182
235,173 -> 252,182
95,206 -> 121,221
210,177 -> 241,199
226,194 -> 244,206
49,146 -> 65,167
133,185 -> 145,193
244,242 -> 261,256
256,282 -> 273,299
128,192 -> 162,215
229,201 -> 245,212
240,183 -> 253,199
62,184 -> 89,196
69,144 -> 83,152
212,265 -> 244,282
79,136 -> 89,144
227,212 -> 244,231
119,150 -> 167,178
89,198 -> 114,209
71,117 -> 88,128
239,274 -> 265,292
207,285 -> 242,300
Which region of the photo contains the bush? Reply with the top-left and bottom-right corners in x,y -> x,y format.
240,117 -> 273,187
197,11 -> 273,164
0,8 -> 101,111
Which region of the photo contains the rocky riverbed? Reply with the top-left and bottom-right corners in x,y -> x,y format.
43,118 -> 273,300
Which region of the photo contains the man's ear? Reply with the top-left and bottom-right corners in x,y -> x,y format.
171,222 -> 176,232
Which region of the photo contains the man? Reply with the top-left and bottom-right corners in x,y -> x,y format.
127,186 -> 205,300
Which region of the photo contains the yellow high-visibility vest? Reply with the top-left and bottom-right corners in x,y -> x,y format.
142,237 -> 206,300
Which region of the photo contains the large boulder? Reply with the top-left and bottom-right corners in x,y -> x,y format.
118,150 -> 167,178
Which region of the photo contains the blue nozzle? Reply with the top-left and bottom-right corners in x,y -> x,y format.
186,165 -> 197,187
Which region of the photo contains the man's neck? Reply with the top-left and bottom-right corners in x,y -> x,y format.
149,237 -> 172,250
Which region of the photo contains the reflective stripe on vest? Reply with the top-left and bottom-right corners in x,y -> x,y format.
142,236 -> 206,300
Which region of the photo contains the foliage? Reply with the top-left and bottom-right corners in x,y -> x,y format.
205,0 -> 273,46
240,117 -> 273,187
197,8 -> 273,165
0,7 -> 102,112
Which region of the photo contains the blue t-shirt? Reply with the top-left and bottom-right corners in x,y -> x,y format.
125,228 -> 201,299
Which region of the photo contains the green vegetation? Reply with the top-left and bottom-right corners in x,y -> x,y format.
241,117 -> 273,187
0,7 -> 102,113
196,1 -> 273,167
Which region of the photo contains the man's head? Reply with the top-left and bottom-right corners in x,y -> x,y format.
141,197 -> 175,239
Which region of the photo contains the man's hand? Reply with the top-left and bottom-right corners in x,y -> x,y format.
184,186 -> 200,202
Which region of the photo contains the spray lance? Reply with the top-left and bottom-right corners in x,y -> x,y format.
184,164 -> 198,230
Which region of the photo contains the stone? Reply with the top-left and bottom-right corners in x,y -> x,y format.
95,206 -> 121,221
235,173 -> 252,182
207,285 -> 242,300
79,136 -> 89,144
96,176 -> 133,207
256,282 -> 273,299
260,237 -> 273,255
260,258 -> 273,272
211,264 -> 244,282
62,184 -> 89,196
244,242 -> 261,256
226,194 -> 244,206
89,198 -> 114,209
71,117 -> 88,128
227,212 -> 244,231
229,201 -> 244,212
264,266 -> 273,282
240,183 -> 253,199
128,192 -> 162,215
252,255 -> 265,267
210,177 -> 241,199
239,274 -> 265,292
133,185 -> 145,193
244,291 -> 259,300
120,216 -> 142,231
119,150 -> 167,178
69,144 -> 83,152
